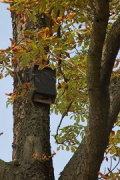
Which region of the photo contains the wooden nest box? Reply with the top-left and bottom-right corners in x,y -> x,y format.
30,65 -> 56,104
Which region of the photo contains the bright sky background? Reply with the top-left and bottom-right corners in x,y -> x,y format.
0,3 -> 119,180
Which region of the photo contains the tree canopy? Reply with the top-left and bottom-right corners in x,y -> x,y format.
0,0 -> 120,179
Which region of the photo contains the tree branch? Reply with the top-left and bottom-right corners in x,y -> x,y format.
88,0 -> 95,12
55,101 -> 73,144
59,1 -> 110,179
0,160 -> 19,180
87,0 -> 109,99
101,16 -> 120,87
0,159 -> 52,180
59,78 -> 120,180
87,0 -> 109,149
108,77 -> 120,132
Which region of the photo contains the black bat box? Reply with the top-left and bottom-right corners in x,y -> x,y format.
30,65 -> 56,104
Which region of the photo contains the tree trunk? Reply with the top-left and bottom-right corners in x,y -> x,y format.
0,10 -> 54,180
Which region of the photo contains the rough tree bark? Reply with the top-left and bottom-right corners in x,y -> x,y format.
0,1 -> 120,180
0,9 -> 55,180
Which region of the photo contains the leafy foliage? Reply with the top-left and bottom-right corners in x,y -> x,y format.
0,0 -> 120,178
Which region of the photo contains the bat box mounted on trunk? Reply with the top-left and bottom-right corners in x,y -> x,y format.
30,65 -> 56,104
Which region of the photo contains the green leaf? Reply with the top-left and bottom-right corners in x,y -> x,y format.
81,116 -> 85,122
66,146 -> 69,151
57,146 -> 60,151
71,146 -> 76,153
61,145 -> 64,150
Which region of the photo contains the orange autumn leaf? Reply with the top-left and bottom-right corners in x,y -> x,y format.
7,89 -> 18,100
106,147 -> 112,155
57,83 -> 62,89
57,16 -> 63,23
67,13 -> 76,20
25,38 -> 32,43
12,57 -> 18,65
0,132 -> 3,136
10,38 -> 15,45
7,7 -> 15,11
16,11 -> 22,16
38,28 -> 51,38
105,157 -> 108,162
7,1 -> 14,3
51,151 -> 56,157
31,153 -> 39,158
64,32 -> 69,36
5,93 -> 13,96
65,52 -> 70,58
78,33 -> 82,42
0,49 -> 5,54
111,130 -> 115,139
78,24 -> 82,29
98,172 -> 110,179
0,74 -> 3,79
12,46 -> 21,52
69,13 -> 76,17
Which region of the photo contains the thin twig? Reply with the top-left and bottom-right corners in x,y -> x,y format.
98,141 -> 120,179
55,100 -> 73,144
50,51 -> 86,76
110,139 -> 120,173
88,0 -> 96,12
111,156 -> 120,172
